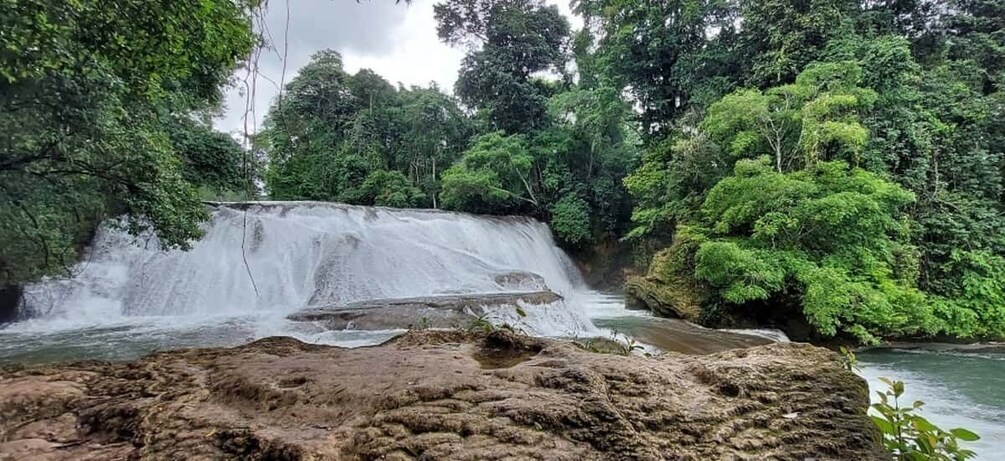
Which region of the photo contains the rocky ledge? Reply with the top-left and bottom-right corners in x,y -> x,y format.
287,291 -> 562,330
0,331 -> 883,460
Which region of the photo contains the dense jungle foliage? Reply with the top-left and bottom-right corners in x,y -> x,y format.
259,0 -> 637,248
1,0 -> 256,288
3,0 -> 1003,343
609,0 -> 1005,343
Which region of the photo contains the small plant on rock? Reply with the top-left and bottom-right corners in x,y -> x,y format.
607,330 -> 647,356
409,316 -> 431,331
871,378 -> 980,461
839,345 -> 860,372
466,313 -> 496,333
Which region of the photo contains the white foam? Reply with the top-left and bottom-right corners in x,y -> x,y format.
13,202 -> 599,339
721,328 -> 791,343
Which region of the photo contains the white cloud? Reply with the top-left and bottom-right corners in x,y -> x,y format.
342,0 -> 464,92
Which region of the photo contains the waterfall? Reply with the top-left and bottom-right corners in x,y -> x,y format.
17,202 -> 597,338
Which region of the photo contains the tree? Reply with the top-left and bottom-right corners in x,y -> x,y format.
440,132 -> 537,213
626,62 -> 877,241
544,85 -> 638,240
822,35 -> 1005,338
943,0 -> 1005,95
393,86 -> 473,207
166,117 -> 248,199
691,158 -> 926,343
0,0 -> 255,287
623,117 -> 728,242
703,61 -> 877,171
737,0 -> 860,87
261,51 -> 470,208
576,0 -> 863,141
435,0 -> 570,133
575,0 -> 741,139
659,65 -> 920,342
358,170 -> 426,208
629,50 -> 1005,341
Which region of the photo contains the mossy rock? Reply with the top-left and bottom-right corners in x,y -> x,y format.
572,337 -> 631,355
624,276 -> 705,322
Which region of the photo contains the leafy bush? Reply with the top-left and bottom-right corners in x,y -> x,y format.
690,158 -> 931,343
359,170 -> 425,208
839,348 -> 981,460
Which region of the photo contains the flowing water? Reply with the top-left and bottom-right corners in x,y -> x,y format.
2,202 -> 597,362
0,202 -> 1001,456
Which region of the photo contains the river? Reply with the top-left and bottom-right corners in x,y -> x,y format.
1,202 -> 1001,457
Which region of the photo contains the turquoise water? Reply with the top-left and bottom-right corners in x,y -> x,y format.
858,348 -> 1005,459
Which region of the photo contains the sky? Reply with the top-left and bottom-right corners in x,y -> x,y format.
215,0 -> 581,137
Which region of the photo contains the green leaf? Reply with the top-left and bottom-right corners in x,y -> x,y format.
911,416 -> 937,433
871,415 -> 893,434
950,428 -> 980,442
893,381 -> 905,397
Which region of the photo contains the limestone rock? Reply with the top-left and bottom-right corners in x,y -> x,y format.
0,331 -> 884,460
288,291 -> 562,330
493,272 -> 549,292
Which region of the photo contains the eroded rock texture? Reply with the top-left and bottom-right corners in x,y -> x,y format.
0,331 -> 884,460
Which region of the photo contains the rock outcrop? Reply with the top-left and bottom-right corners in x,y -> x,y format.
624,276 -> 704,321
624,243 -> 711,322
0,330 -> 884,460
287,291 -> 562,330
493,272 -> 549,292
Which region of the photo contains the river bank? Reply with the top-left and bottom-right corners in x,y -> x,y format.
584,296 -> 1004,460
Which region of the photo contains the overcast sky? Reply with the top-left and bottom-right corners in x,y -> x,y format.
215,0 -> 581,137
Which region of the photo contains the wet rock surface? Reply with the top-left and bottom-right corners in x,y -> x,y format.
0,286 -> 22,325
0,330 -> 884,460
493,272 -> 550,291
287,291 -> 562,330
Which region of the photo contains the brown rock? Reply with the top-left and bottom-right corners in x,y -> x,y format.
0,331 -> 884,460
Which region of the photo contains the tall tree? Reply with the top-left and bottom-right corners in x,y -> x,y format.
435,0 -> 570,133
394,86 -> 474,207
575,0 -> 742,140
737,0 -> 860,87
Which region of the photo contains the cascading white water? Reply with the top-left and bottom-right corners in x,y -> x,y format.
16,202 -> 597,338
